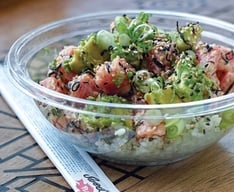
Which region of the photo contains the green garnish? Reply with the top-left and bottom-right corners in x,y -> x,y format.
80,95 -> 132,131
168,22 -> 203,51
165,118 -> 185,139
220,109 -> 234,129
133,70 -> 181,104
111,12 -> 158,67
169,50 -> 215,102
96,30 -> 115,50
61,33 -> 111,73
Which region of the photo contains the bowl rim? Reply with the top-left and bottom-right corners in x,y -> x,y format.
5,9 -> 234,117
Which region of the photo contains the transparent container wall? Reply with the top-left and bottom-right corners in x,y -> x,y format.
7,11 -> 234,164
26,11 -> 234,118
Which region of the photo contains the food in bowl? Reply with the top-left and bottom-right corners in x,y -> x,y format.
6,11 -> 234,165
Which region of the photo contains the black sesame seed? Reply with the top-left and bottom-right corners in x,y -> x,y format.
152,58 -> 165,69
108,45 -> 113,51
224,82 -> 234,95
48,71 -> 57,77
100,50 -> 106,56
71,81 -> 80,91
206,44 -> 213,52
105,63 -> 111,73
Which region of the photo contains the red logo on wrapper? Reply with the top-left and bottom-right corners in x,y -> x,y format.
76,179 -> 94,192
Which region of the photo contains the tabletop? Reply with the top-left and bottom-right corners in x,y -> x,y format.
0,0 -> 234,191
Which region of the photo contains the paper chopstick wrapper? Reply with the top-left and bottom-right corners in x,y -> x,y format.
0,63 -> 119,192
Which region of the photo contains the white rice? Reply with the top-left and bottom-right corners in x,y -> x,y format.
38,103 -> 231,165
96,114 -> 228,165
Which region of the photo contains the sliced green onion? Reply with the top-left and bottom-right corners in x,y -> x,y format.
220,109 -> 234,129
114,16 -> 130,34
165,119 -> 185,139
96,30 -> 115,50
118,33 -> 130,46
133,23 -> 154,41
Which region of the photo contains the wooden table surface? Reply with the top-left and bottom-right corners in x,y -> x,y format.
0,0 -> 233,191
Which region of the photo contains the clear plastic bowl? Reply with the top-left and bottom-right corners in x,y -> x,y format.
5,10 -> 234,165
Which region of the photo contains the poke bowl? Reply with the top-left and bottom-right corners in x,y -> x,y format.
6,10 -> 234,165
